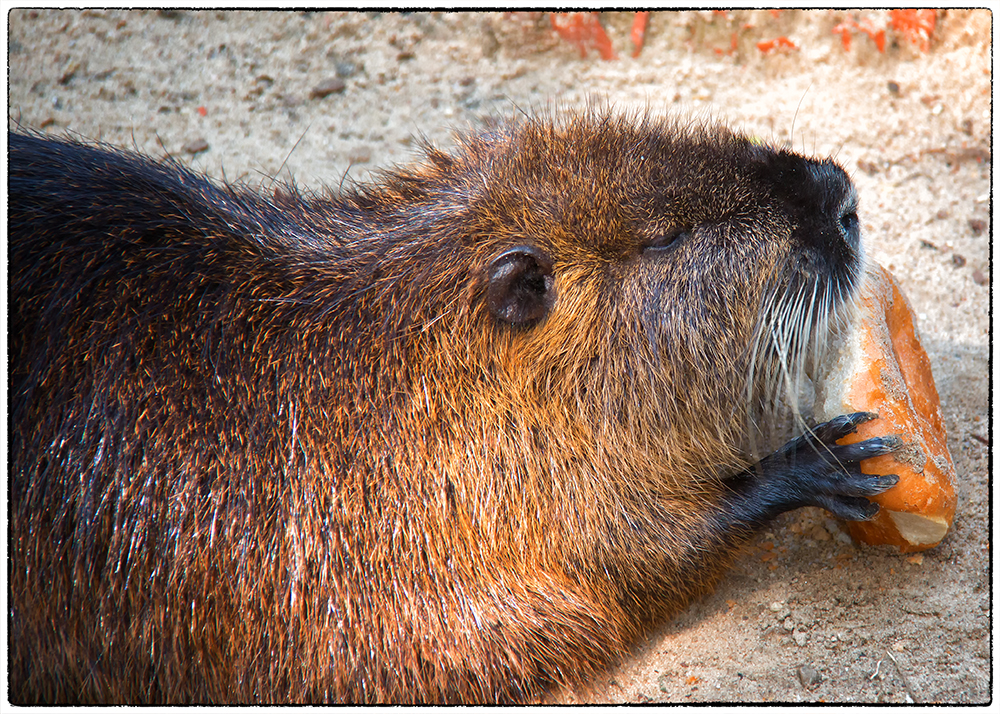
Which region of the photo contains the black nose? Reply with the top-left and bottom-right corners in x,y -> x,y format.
773,156 -> 860,265
751,147 -> 864,289
838,203 -> 861,253
804,159 -> 861,256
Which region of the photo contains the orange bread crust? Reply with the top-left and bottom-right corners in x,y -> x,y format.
816,264 -> 957,552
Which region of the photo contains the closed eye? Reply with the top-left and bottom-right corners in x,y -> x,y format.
642,227 -> 690,254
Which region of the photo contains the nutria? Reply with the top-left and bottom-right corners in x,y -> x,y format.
9,111 -> 900,704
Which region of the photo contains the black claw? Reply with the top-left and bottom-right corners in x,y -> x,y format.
811,411 -> 877,444
871,434 -> 905,453
872,472 -> 900,492
834,472 -> 900,497
834,435 -> 904,462
845,411 -> 879,427
817,495 -> 881,522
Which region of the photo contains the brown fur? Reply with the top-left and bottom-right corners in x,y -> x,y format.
9,110 -> 864,703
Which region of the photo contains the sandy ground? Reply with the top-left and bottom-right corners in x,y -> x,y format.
7,9 -> 992,705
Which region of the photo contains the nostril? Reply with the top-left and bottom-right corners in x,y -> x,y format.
839,209 -> 861,253
840,211 -> 859,234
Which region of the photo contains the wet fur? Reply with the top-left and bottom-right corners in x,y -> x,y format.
11,111 -> 868,703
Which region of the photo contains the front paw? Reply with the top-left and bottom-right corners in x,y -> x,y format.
728,412 -> 902,525
769,412 -> 902,520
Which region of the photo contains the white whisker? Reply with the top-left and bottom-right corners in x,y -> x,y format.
746,264 -> 863,462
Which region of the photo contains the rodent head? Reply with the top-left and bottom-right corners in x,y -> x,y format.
352,110 -> 864,479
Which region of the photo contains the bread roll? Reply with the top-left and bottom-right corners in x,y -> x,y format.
815,263 -> 957,552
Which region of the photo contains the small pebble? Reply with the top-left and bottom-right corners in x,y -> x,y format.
935,209 -> 949,220
951,254 -> 967,268
797,664 -> 822,689
58,61 -> 82,86
833,529 -> 853,545
182,138 -> 209,155
793,630 -> 809,647
348,146 -> 372,164
887,81 -> 900,94
857,159 -> 879,175
309,78 -> 346,99
972,269 -> 988,286
809,524 -> 830,541
335,61 -> 360,79
968,218 -> 986,236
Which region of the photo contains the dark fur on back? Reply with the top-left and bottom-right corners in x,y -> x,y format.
10,112 -> 863,703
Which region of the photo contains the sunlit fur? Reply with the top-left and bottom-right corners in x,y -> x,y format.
10,109 -> 864,704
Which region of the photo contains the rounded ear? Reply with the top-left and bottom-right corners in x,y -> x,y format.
486,246 -> 555,326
